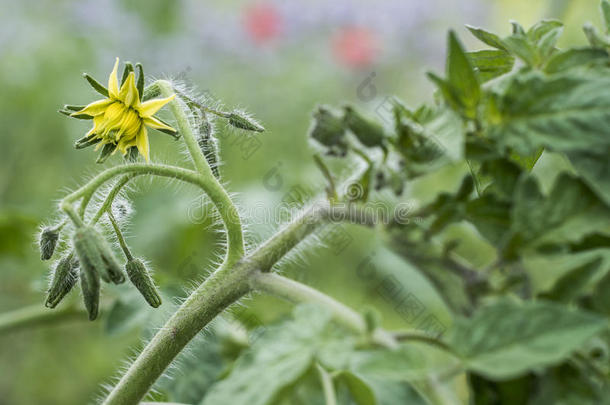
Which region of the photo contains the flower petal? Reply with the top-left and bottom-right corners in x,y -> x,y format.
143,116 -> 176,133
108,58 -> 120,99
71,98 -> 113,118
118,72 -> 140,108
136,126 -> 150,162
138,94 -> 175,118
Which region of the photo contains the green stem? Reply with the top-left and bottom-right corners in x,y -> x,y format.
250,272 -> 396,348
102,204 -> 332,404
0,304 -> 86,335
107,210 -> 133,261
316,364 -> 338,405
90,173 -> 135,225
158,80 -> 244,263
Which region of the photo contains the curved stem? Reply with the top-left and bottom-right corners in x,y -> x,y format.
250,272 -> 397,348
90,173 -> 135,225
102,202 -> 332,405
158,80 -> 244,263
61,163 -> 200,208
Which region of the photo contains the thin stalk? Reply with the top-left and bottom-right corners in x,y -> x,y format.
250,272 -> 397,348
90,173 -> 135,225
107,210 -> 133,261
316,364 -> 338,405
0,304 -> 86,335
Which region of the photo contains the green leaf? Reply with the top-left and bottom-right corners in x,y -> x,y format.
567,149 -> 610,206
583,22 -> 610,48
592,267 -> 610,315
446,30 -> 481,118
447,299 -> 607,380
465,25 -> 508,51
544,47 -> 609,74
350,343 -> 458,381
467,50 -> 515,82
502,34 -> 539,66
527,20 -> 563,44
487,69 -> 610,156
335,371 -> 377,405
201,305 -> 340,405
541,257 -> 604,302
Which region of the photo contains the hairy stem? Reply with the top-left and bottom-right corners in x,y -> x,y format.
102,204 -> 330,404
158,80 -> 244,263
89,173 -> 135,224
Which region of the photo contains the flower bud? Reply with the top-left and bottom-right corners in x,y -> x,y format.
197,117 -> 220,179
79,261 -> 100,321
126,259 -> 162,308
39,227 -> 60,260
343,105 -> 386,148
227,111 -> 264,132
309,105 -> 347,151
73,227 -> 125,286
45,255 -> 79,308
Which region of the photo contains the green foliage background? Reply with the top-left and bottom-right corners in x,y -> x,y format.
0,0 -> 603,404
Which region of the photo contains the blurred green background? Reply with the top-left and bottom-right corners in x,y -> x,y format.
0,0 -> 601,403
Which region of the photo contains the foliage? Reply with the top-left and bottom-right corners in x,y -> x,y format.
5,2 -> 609,405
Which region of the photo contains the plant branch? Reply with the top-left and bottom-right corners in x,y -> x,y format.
158,80 -> 244,263
316,364 -> 338,405
250,272 -> 397,348
0,303 -> 87,335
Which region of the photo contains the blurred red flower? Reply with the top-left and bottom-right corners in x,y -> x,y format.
332,26 -> 378,69
243,2 -> 283,45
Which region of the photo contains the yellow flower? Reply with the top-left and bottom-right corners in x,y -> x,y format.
70,58 -> 176,162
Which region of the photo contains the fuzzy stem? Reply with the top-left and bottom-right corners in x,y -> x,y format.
158,80 -> 244,263
90,173 -> 135,225
102,204 -> 332,404
106,210 -> 133,261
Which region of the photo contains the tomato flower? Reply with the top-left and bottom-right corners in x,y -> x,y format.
67,58 -> 176,162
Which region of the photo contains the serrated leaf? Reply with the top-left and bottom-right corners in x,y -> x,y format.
487,70 -> 610,156
527,20 -> 563,44
447,299 -> 607,380
467,50 -> 515,82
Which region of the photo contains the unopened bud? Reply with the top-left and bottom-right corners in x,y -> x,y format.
126,259 -> 162,308
363,307 -> 381,334
228,111 -> 264,132
45,255 -> 79,308
79,262 -> 100,321
73,227 -> 125,286
40,227 -> 60,260
309,105 -> 346,150
343,105 -> 386,148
